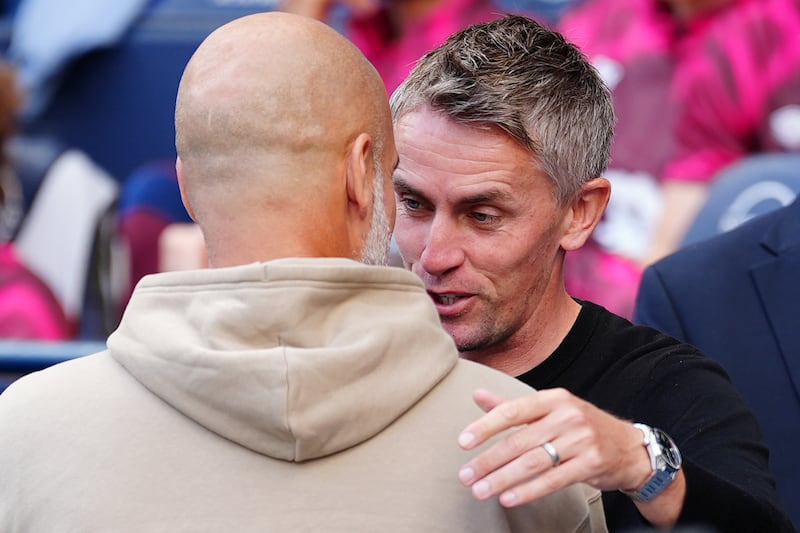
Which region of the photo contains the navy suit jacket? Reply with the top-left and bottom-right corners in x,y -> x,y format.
635,196 -> 800,528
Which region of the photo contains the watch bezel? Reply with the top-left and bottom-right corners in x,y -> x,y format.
651,426 -> 682,470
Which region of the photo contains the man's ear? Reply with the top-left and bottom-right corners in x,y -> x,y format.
345,133 -> 374,221
175,156 -> 197,222
560,176 -> 611,251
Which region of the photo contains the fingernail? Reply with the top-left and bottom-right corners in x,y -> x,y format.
458,431 -> 475,447
500,491 -> 517,506
473,480 -> 490,499
459,466 -> 475,484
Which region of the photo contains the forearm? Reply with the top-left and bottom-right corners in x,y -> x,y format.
633,469 -> 686,528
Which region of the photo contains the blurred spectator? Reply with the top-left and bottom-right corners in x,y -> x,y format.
558,0 -> 800,318
117,160 -> 193,306
0,63 -> 70,340
11,146 -> 118,338
0,239 -> 70,340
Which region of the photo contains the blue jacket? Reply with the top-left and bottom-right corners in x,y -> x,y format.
635,196 -> 800,529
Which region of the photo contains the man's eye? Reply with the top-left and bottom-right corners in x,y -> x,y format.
402,198 -> 423,210
472,212 -> 499,224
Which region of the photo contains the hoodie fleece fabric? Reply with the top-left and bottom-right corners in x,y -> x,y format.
0,258 -> 605,533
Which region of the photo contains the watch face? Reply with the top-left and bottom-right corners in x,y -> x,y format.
653,427 -> 682,469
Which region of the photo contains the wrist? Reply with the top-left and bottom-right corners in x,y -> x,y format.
621,423 -> 682,502
622,423 -> 656,492
635,470 -> 686,528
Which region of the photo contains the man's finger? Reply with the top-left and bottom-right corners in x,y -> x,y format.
498,457 -> 587,508
472,388 -> 506,413
458,391 -> 550,450
463,436 -> 566,499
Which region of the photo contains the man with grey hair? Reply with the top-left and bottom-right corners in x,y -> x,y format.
0,12 -> 607,531
391,14 -> 793,532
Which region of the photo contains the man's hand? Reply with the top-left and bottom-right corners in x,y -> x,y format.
458,388 -> 685,527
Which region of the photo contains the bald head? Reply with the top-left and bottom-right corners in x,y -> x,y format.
175,12 -> 394,266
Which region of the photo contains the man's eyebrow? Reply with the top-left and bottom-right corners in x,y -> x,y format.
461,189 -> 514,205
392,176 -> 420,195
393,177 -> 514,205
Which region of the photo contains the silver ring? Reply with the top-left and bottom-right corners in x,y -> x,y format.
541,441 -> 560,467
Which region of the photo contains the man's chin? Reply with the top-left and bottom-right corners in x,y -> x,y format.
442,323 -> 481,353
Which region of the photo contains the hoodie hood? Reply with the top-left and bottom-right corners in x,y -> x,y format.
109,258 -> 457,462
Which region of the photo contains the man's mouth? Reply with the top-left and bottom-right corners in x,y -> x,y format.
428,291 -> 472,318
433,293 -> 462,306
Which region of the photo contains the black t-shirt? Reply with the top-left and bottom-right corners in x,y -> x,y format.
517,300 -> 793,532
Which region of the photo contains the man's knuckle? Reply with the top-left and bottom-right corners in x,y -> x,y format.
498,401 -> 520,421
541,474 -> 564,494
504,429 -> 530,455
585,447 -> 604,471
520,449 -> 543,472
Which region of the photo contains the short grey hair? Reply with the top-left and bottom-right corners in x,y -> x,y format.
390,15 -> 615,204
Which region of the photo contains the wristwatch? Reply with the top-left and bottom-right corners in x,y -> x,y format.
622,423 -> 682,502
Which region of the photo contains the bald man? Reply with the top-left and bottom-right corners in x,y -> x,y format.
0,13 -> 606,532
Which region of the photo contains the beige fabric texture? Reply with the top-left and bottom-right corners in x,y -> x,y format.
0,258 -> 605,532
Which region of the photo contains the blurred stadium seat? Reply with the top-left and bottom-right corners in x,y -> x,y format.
682,153 -> 800,246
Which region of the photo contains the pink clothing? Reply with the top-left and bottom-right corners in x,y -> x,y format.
559,0 -> 743,183
556,0 -> 799,318
559,0 -> 676,65
0,243 -> 71,340
348,0 -> 508,94
667,0 -> 800,181
563,240 -> 643,319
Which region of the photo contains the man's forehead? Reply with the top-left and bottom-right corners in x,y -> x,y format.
395,108 -> 501,144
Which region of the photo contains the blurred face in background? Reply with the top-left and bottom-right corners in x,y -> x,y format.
661,0 -> 734,21
337,0 -> 383,16
340,0 -> 441,17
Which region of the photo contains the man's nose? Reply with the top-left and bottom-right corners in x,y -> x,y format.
419,215 -> 465,276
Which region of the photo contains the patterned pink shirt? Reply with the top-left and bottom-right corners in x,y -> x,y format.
559,0 -> 730,181
667,0 -> 800,181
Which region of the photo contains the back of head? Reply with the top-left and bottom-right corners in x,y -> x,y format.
390,14 -> 615,204
174,12 -> 391,264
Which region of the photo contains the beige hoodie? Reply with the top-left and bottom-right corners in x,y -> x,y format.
0,258 -> 605,532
